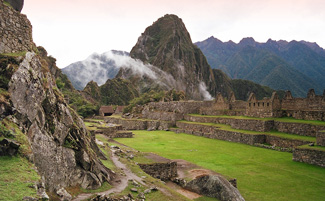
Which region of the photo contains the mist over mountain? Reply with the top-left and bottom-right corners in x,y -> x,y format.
195,37 -> 325,97
118,14 -> 225,100
62,50 -> 128,90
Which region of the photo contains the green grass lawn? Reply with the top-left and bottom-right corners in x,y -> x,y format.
188,114 -> 325,126
0,156 -> 40,200
178,120 -> 316,142
115,131 -> 325,201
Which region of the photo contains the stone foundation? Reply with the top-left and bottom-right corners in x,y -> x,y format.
293,147 -> 325,168
138,162 -> 177,181
105,116 -> 173,131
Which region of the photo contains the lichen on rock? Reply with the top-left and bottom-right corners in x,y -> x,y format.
7,52 -> 114,192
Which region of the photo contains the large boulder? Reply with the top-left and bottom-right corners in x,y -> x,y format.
0,138 -> 20,156
4,0 -> 24,12
185,175 -> 245,201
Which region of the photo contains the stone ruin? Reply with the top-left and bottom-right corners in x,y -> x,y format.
201,89 -> 325,121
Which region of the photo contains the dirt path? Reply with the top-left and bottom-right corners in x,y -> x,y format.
72,141 -> 145,201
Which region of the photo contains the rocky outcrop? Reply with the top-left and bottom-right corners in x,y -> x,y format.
1,1 -> 114,193
8,52 -> 114,192
0,0 -> 34,53
4,0 -> 24,12
185,175 -> 245,201
0,138 -> 20,156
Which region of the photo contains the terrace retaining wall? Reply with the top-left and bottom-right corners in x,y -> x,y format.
184,115 -> 325,137
265,136 -> 311,148
105,116 -> 173,131
138,162 -> 177,181
175,122 -> 312,149
293,148 -> 325,168
274,122 -> 325,137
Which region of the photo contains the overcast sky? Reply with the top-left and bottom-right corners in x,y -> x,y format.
23,0 -> 325,68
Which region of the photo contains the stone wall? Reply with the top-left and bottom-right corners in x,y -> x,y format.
138,162 -> 177,181
0,0 -> 35,54
316,131 -> 325,146
184,115 -> 325,137
175,121 -> 312,148
114,131 -> 133,138
274,122 -> 325,137
146,101 -> 212,114
282,90 -> 325,111
142,110 -> 184,122
105,116 -> 173,131
293,148 -> 325,168
265,136 -> 310,148
199,108 -> 246,116
175,122 -> 265,146
184,115 -> 274,132
283,110 -> 325,121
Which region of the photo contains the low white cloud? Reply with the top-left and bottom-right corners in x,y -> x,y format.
199,82 -> 213,100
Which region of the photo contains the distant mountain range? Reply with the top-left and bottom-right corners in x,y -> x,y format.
195,37 -> 325,97
62,15 -> 284,102
62,50 -> 128,90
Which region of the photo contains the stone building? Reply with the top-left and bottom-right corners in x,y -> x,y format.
282,89 -> 325,111
246,92 -> 281,118
99,106 -> 115,117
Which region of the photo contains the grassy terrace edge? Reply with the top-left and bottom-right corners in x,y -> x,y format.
177,120 -> 316,142
188,114 -> 325,126
115,130 -> 325,201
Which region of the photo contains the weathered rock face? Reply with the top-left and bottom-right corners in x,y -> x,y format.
118,14 -> 228,100
185,175 -> 245,201
8,52 -> 113,192
4,0 -> 24,12
0,0 -> 34,53
1,0 -> 114,193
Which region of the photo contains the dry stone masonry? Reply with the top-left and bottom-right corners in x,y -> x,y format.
0,0 -> 35,54
138,162 -> 177,181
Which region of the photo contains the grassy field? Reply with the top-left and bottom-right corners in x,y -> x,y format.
0,156 -> 40,200
115,130 -> 325,201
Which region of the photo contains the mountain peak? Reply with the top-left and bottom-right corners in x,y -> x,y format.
122,14 -> 222,100
130,14 -> 192,62
239,37 -> 256,46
